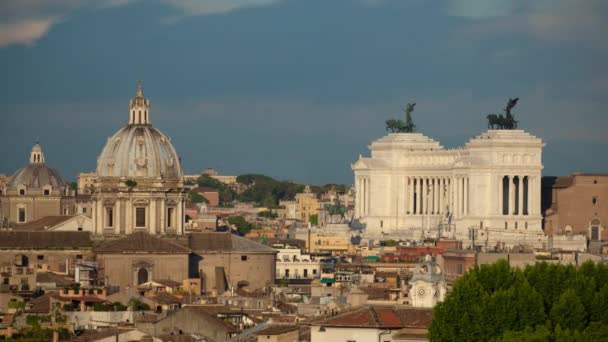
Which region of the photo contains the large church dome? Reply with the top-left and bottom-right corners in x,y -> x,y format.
8,143 -> 67,189
96,82 -> 182,180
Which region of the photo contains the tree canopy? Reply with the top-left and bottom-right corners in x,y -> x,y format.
237,174 -> 304,207
429,260 -> 608,341
226,215 -> 254,235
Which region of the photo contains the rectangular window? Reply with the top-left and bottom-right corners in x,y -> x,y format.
18,208 -> 26,223
43,189 -> 50,196
167,207 -> 174,228
19,189 -> 25,196
82,207 -> 87,214
37,255 -> 44,260
241,255 -> 248,261
106,207 -> 114,228
136,207 -> 146,227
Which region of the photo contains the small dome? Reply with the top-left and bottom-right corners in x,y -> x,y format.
8,143 -> 66,188
96,82 -> 182,180
96,125 -> 182,179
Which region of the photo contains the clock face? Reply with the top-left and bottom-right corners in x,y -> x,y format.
418,288 -> 426,297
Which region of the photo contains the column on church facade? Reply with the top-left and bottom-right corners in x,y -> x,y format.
160,198 -> 166,234
95,198 -> 102,234
125,199 -> 132,234
508,175 -> 515,216
115,198 -> 121,235
177,198 -> 184,234
150,198 -> 157,234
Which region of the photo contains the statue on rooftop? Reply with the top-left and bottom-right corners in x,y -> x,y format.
385,102 -> 416,133
487,97 -> 519,130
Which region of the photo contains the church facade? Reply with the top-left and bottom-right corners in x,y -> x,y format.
352,129 -> 546,248
91,82 -> 185,235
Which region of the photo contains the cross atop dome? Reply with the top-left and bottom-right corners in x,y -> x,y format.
29,141 -> 45,164
129,81 -> 151,125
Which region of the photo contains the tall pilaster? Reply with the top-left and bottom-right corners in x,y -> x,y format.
115,198 -> 121,235
150,198 -> 157,234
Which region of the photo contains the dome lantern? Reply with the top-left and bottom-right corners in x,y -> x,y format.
129,80 -> 150,125
29,141 -> 45,164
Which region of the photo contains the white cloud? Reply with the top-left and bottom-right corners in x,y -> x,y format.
446,0 -> 608,48
0,0 -> 284,47
0,18 -> 58,47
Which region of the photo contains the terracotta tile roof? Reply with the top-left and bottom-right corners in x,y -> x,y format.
312,305 -> 433,330
95,232 -> 190,254
189,232 -> 277,253
0,231 -> 92,249
36,272 -> 76,287
14,216 -> 74,231
254,325 -> 299,336
153,279 -> 182,288
151,291 -> 182,305
394,307 -> 434,328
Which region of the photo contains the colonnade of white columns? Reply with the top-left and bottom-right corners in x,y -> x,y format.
498,175 -> 538,216
403,176 -> 469,218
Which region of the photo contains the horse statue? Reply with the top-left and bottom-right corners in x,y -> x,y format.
324,203 -> 347,224
385,118 -> 405,133
487,98 -> 519,129
385,102 -> 416,133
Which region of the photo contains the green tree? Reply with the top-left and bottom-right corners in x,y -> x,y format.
188,192 -> 208,204
308,214 -> 318,226
491,325 -> 552,342
257,210 -> 278,219
551,289 -> 586,332
591,283 -> 608,324
429,274 -> 488,341
227,216 -> 253,235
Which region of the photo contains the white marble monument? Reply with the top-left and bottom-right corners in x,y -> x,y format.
352,129 -> 546,248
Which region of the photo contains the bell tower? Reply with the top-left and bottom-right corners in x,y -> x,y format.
129,81 -> 151,125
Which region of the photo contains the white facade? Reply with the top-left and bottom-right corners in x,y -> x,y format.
352,130 -> 546,248
275,245 -> 321,280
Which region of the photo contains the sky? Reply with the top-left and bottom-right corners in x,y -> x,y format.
0,0 -> 607,184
